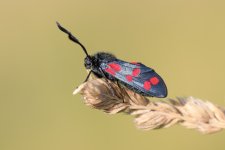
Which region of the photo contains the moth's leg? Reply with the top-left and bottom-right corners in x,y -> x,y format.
99,68 -> 115,96
116,80 -> 125,103
99,68 -> 109,82
116,80 -> 130,103
83,70 -> 92,82
116,80 -> 122,89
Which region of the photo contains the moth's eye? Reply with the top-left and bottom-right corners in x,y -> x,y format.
84,58 -> 92,69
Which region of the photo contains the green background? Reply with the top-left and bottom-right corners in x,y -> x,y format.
1,0 -> 225,150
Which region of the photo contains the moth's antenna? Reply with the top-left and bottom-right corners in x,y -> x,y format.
56,22 -> 90,57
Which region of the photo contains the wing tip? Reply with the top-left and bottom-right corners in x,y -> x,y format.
155,86 -> 168,98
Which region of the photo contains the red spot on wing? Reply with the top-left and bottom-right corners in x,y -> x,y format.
126,75 -> 133,82
108,63 -> 121,72
132,68 -> 140,77
150,77 -> 159,85
105,68 -> 115,76
130,62 -> 140,65
144,81 -> 151,90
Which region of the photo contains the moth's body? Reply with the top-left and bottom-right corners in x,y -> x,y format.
57,22 -> 168,98
85,52 -> 167,98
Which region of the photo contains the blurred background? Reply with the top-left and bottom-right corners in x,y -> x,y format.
1,0 -> 225,150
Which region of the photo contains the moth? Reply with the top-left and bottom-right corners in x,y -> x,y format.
57,22 -> 167,98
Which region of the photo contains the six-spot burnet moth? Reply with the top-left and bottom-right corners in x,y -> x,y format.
56,22 -> 167,98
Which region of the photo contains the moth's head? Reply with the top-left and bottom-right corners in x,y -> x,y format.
84,56 -> 93,69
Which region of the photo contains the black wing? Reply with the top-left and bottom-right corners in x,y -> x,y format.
100,59 -> 167,98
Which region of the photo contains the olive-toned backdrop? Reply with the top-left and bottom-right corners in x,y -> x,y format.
1,0 -> 225,150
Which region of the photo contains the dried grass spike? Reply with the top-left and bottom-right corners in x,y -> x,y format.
74,78 -> 225,134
